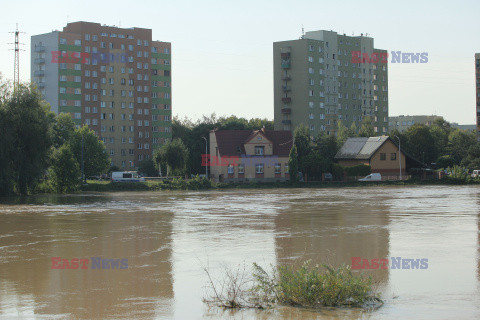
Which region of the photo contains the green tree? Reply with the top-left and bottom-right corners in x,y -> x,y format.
138,159 -> 159,177
52,113 -> 75,148
403,124 -> 436,164
288,145 -> 299,183
461,143 -> 480,169
337,121 -> 356,146
447,129 -> 476,165
293,124 -> 311,174
49,144 -> 81,193
358,117 -> 375,137
0,82 -> 54,195
153,138 -> 188,177
313,133 -> 338,171
68,125 -> 110,180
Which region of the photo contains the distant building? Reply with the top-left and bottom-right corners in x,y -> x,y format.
450,123 -> 476,131
335,136 -> 406,178
31,21 -> 172,169
388,115 -> 443,133
273,30 -> 389,137
208,129 -> 293,182
476,53 -> 480,140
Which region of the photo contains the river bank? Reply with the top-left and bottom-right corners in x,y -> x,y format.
77,176 -> 480,192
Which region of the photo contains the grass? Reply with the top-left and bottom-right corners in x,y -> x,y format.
203,261 -> 382,311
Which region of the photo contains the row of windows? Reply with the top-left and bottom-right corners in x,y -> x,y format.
227,163 -> 289,175
308,113 -> 388,122
308,124 -> 388,133
60,100 -> 171,111
379,153 -> 397,161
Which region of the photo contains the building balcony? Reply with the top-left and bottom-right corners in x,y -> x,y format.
281,61 -> 291,69
34,46 -> 45,52
281,97 -> 291,103
37,82 -> 45,88
281,107 -> 291,114
281,75 -> 291,81
281,52 -> 291,59
34,70 -> 45,77
282,86 -> 291,92
282,120 -> 291,125
34,58 -> 45,64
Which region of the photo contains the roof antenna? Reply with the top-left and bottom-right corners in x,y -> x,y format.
301,25 -> 305,39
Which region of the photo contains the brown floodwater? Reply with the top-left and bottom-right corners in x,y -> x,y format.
0,186 -> 479,319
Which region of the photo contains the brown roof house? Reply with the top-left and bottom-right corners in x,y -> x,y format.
335,136 -> 406,177
207,129 -> 293,182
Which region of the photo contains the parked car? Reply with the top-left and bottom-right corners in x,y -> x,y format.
111,171 -> 146,182
358,173 -> 382,182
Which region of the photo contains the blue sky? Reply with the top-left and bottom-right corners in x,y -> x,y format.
1,0 -> 479,124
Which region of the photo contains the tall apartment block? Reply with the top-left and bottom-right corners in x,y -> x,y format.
273,30 -> 388,136
31,21 -> 172,168
476,53 -> 480,140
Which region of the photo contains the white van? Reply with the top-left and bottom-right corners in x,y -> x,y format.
111,171 -> 145,182
471,170 -> 480,178
358,173 -> 382,182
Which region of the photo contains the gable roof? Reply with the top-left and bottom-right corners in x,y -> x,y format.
213,129 -> 293,157
335,136 -> 391,160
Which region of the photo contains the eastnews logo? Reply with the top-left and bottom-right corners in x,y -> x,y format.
351,51 -> 429,64
51,257 -> 128,269
351,257 -> 428,270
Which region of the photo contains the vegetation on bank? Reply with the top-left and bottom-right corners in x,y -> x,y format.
203,261 -> 381,310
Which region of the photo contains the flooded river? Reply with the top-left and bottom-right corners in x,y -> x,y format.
0,186 -> 479,319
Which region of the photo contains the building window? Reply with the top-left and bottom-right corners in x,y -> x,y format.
391,153 -> 397,160
227,165 -> 234,174
255,163 -> 264,174
255,146 -> 264,155
380,153 -> 386,160
238,164 -> 245,174
274,163 -> 281,174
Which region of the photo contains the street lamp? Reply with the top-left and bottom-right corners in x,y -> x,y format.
202,136 -> 208,179
394,135 -> 402,180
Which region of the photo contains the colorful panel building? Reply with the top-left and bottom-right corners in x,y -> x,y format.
31,21 -> 172,168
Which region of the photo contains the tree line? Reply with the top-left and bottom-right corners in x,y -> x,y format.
0,81 -> 109,195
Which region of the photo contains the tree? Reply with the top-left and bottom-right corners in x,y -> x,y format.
461,143 -> 480,170
293,124 -> 311,174
447,129 -> 476,165
337,121 -> 356,146
403,125 -> 436,164
358,117 -> 375,137
288,145 -> 299,183
138,159 -> 159,177
0,82 -> 54,195
313,133 -> 338,171
68,125 -> 110,180
49,145 -> 81,193
52,113 -> 75,148
153,138 -> 188,177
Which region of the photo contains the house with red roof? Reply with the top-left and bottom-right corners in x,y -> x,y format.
208,128 -> 293,182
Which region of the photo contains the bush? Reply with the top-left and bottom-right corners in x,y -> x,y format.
253,261 -> 380,308
203,261 -> 381,310
344,164 -> 371,177
332,164 -> 345,181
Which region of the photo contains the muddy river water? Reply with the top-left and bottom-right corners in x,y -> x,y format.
0,186 -> 479,319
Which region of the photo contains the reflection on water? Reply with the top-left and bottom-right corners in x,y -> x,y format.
0,186 -> 479,319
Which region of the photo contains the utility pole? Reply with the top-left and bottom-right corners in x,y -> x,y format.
9,23 -> 25,91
